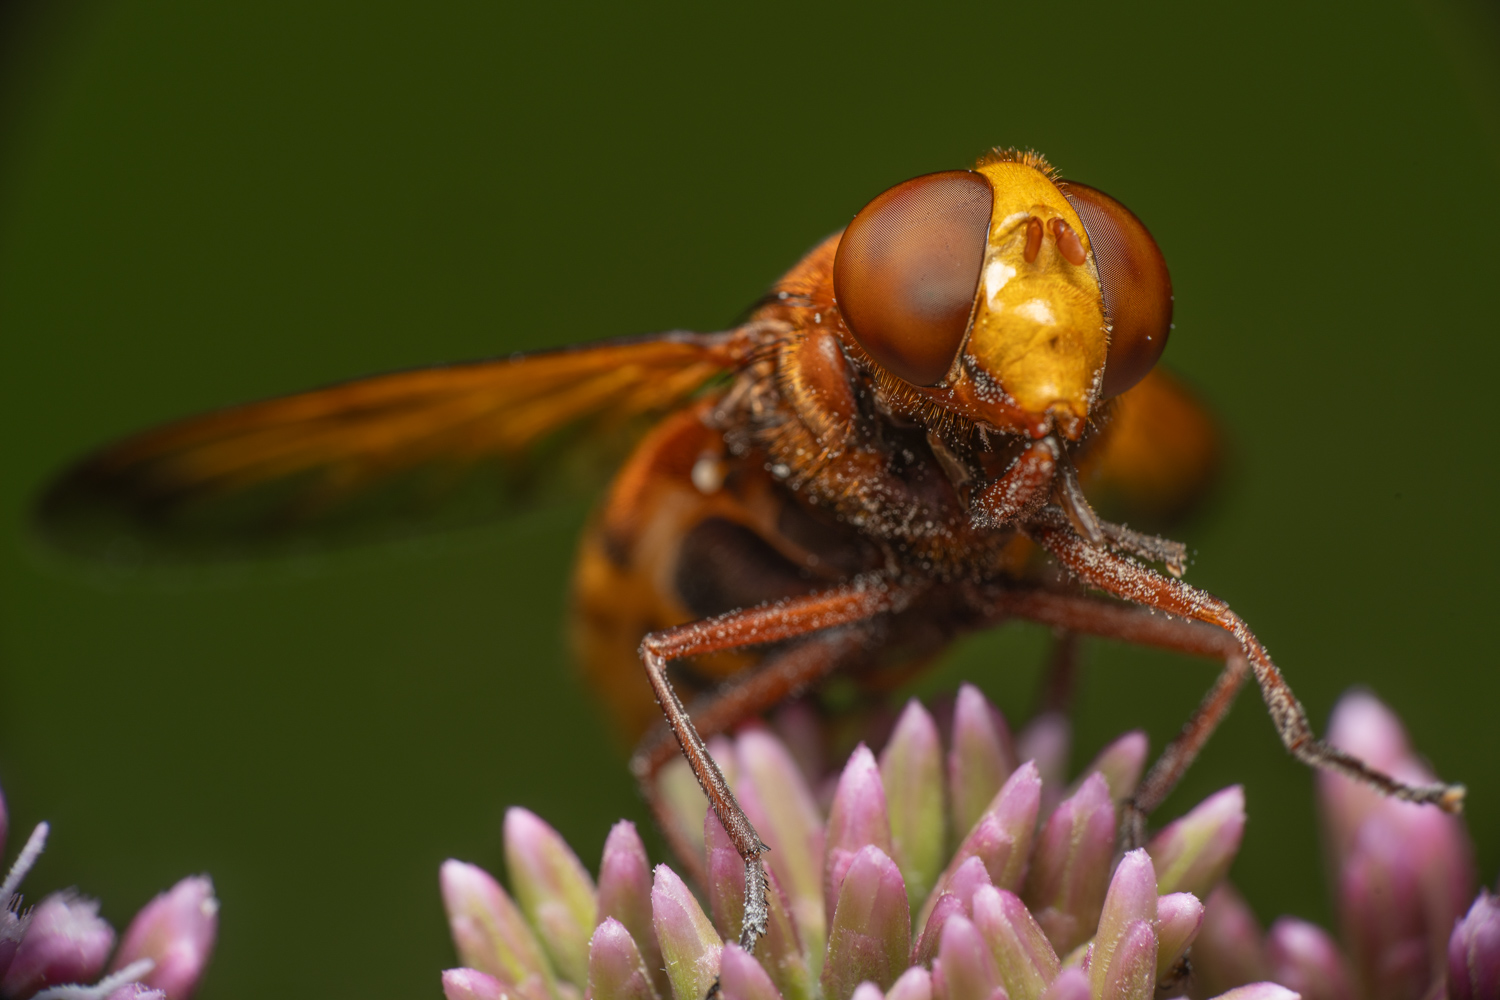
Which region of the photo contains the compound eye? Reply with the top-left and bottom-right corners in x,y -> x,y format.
1061,181 -> 1173,397
833,170 -> 993,386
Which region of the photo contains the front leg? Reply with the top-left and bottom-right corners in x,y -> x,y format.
971,436 -> 1060,528
634,577 -> 911,952
630,627 -> 873,887
1026,515 -> 1465,819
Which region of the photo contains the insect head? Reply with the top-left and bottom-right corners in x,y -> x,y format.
831,153 -> 1172,441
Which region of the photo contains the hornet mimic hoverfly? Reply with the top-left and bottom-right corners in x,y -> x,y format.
36,148 -> 1464,953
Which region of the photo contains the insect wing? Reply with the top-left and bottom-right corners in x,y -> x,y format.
1075,367 -> 1221,527
36,330 -> 749,563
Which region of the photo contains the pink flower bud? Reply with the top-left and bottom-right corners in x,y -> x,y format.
915,855 -> 993,965
1,891 -> 115,997
1192,885 -> 1268,998
1095,919 -> 1155,1000
1210,985 -> 1301,1000
948,857 -> 994,913
440,859 -> 555,996
706,811 -> 747,941
759,869 -> 813,1000
1265,917 -> 1354,1000
102,984 -> 168,1000
821,846 -> 909,1000
1338,816 -> 1433,1000
736,730 -> 826,962
598,821 -> 666,999
929,959 -> 946,1000
913,893 -> 965,969
1320,695 -> 1470,971
926,762 -> 1042,932
719,943 -> 782,1000
1319,691 -> 1413,861
1091,851 -> 1157,1000
588,918 -> 659,1000
1038,967 -> 1088,1000
850,983 -> 886,1000
1023,773 -> 1114,956
1146,786 -> 1246,897
881,701 -> 946,910
1320,690 -> 1475,980
505,809 -> 598,989
935,916 -> 999,1000
1068,732 -> 1147,807
1447,890 -> 1500,1000
652,865 -> 722,1000
826,746 -> 894,920
443,967 -> 509,1000
108,876 -> 217,1000
0,822 -> 49,981
0,909 -> 25,987
948,686 -> 1016,840
886,966 -> 932,1000
971,885 -> 1059,1000
1015,715 -> 1070,822
1154,892 -> 1203,981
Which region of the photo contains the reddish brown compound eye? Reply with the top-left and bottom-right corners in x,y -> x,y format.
1060,181 -> 1173,397
833,171 -> 993,386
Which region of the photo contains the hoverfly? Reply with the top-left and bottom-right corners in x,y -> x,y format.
36,147 -> 1463,952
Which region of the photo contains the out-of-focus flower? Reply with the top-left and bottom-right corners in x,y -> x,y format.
439,858 -> 556,1000
1191,689 -> 1497,1000
0,778 -> 216,1000
507,809 -> 598,989
0,824 -> 48,986
106,877 -> 217,1000
1264,918 -> 1353,1000
100,985 -> 166,1000
1147,787 -> 1246,898
1,893 -> 115,997
1447,891 -> 1500,1000
443,966 -> 512,1000
440,683 -> 1284,1000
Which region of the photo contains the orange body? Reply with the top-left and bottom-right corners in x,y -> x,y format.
36,148 -> 1218,745
572,232 -> 1218,742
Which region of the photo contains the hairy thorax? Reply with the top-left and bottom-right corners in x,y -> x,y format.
714,235 -> 1038,582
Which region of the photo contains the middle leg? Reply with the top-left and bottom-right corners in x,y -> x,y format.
993,587 -> 1250,846
1024,517 -> 1465,831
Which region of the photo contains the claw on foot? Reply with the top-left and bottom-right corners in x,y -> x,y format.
1438,783 -> 1467,814
739,856 -> 770,951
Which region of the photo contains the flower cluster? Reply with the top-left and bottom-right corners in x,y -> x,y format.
1186,691 -> 1497,1000
0,783 -> 217,1000
437,685 -> 1498,1000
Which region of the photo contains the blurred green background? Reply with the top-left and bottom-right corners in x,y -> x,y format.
0,1 -> 1497,997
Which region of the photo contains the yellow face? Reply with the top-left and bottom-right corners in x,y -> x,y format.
963,161 -> 1107,439
831,150 -> 1172,442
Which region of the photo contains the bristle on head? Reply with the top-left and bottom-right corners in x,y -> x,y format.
975,147 -> 1059,180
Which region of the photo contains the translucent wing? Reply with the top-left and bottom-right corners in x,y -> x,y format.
36,328 -> 761,564
1076,367 -> 1222,528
